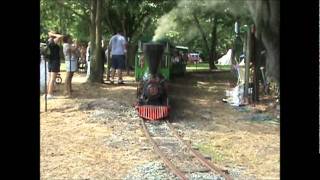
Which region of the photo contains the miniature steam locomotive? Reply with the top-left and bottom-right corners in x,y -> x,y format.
135,43 -> 170,121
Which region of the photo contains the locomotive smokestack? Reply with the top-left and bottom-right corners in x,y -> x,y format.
143,43 -> 164,75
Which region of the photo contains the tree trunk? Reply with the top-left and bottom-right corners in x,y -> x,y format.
106,49 -> 111,81
246,0 -> 279,84
193,13 -> 215,70
125,37 -> 130,75
89,0 -> 96,53
127,43 -> 137,73
89,0 -> 103,83
88,0 -> 97,82
244,26 -> 253,100
210,17 -> 218,69
252,34 -> 260,103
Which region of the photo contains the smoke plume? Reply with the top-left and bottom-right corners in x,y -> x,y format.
152,0 -> 248,42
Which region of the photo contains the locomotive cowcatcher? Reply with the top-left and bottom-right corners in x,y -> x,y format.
135,43 -> 170,121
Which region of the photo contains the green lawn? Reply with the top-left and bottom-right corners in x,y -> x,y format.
186,62 -> 231,72
215,64 -> 232,70
59,61 -> 230,73
186,63 -> 209,72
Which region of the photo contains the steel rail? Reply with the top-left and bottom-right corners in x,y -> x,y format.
140,118 -> 188,180
165,120 -> 233,180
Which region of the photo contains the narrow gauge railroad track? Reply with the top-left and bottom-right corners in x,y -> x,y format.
140,118 -> 233,180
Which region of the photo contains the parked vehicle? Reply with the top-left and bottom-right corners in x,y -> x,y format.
188,53 -> 201,63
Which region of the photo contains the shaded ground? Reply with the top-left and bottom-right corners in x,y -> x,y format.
169,72 -> 279,179
40,70 -> 279,179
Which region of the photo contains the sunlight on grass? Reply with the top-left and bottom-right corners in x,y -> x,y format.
186,63 -> 209,72
216,65 -> 232,70
186,63 -> 231,72
195,143 -> 225,162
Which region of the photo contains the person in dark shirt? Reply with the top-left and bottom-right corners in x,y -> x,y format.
46,31 -> 63,99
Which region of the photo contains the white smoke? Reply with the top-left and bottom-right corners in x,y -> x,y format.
152,0 -> 248,42
152,9 -> 178,41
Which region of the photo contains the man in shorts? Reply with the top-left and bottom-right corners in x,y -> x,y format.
108,31 -> 127,84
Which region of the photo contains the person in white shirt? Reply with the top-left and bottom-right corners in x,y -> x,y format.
86,41 -> 91,79
108,31 -> 127,84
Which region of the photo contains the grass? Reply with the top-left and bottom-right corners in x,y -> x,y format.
195,143 -> 225,163
216,64 -> 232,70
194,132 -> 279,179
186,62 -> 231,72
59,61 -> 229,73
186,62 -> 210,72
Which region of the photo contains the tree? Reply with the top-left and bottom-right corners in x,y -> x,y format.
88,0 -> 104,83
40,0 -> 91,41
147,0 -> 253,70
192,13 -> 210,67
101,0 -> 177,74
246,0 -> 279,84
41,0 -> 177,83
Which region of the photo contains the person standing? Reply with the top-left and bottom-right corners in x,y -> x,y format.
108,31 -> 127,84
62,35 -> 78,97
46,31 -> 63,99
79,44 -> 87,72
86,41 -> 91,80
73,40 -> 81,70
105,46 -> 111,81
101,40 -> 107,77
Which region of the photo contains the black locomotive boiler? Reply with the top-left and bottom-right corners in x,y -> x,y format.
135,43 -> 169,121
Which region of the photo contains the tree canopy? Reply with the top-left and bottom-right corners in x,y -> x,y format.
41,0 -> 254,80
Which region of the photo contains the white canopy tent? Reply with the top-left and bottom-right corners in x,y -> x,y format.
217,49 -> 232,65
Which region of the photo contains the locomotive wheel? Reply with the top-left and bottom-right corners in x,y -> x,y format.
56,77 -> 62,84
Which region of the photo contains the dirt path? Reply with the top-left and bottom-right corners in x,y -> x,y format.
40,71 -> 279,179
